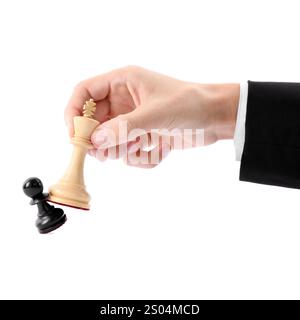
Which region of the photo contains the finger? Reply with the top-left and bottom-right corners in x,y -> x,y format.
105,140 -> 138,160
95,148 -> 108,162
92,132 -> 149,162
64,72 -> 114,137
87,148 -> 108,163
93,141 -> 143,162
91,105 -> 165,149
124,143 -> 171,169
100,133 -> 153,160
87,149 -> 97,157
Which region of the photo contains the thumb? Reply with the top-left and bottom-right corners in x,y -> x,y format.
91,108 -> 157,149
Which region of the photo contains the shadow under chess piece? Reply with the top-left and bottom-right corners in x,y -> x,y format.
23,177 -> 67,234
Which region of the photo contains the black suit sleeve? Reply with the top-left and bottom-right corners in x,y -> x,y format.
240,81 -> 300,189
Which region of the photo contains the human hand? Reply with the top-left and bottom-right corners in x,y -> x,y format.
64,66 -> 239,168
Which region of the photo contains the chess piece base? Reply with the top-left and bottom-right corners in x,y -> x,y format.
48,197 -> 90,210
48,181 -> 91,210
38,213 -> 67,234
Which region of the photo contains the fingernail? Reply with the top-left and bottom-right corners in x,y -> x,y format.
95,149 -> 108,162
88,149 -> 96,157
92,129 -> 108,147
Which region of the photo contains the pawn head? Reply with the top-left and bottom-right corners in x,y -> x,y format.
23,177 -> 44,199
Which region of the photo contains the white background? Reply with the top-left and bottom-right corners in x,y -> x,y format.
0,0 -> 300,299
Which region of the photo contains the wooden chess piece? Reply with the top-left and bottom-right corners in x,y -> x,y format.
23,177 -> 67,233
48,99 -> 99,210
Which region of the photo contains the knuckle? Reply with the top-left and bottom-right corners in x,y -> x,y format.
123,65 -> 142,75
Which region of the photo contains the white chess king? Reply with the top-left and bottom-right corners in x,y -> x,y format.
48,99 -> 99,210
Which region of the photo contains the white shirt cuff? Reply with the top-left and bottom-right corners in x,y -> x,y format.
234,82 -> 248,161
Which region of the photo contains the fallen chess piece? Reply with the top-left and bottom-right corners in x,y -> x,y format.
23,177 -> 67,234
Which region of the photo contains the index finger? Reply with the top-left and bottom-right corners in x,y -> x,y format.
64,72 -> 112,137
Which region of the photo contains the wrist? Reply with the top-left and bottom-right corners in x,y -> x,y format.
201,83 -> 240,140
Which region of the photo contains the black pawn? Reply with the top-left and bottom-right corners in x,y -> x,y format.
23,177 -> 67,234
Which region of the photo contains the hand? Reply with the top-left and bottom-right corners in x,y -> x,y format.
64,66 -> 239,168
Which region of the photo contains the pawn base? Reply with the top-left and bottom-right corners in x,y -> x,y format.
39,214 -> 67,234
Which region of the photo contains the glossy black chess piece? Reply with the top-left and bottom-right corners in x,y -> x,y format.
23,177 -> 67,234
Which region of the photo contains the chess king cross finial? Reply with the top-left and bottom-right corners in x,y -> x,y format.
83,98 -> 96,119
47,98 -> 99,210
